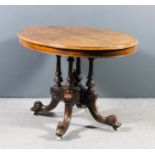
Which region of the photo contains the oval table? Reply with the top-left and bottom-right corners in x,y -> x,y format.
18,26 -> 138,140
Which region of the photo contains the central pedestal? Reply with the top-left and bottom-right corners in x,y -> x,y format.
31,56 -> 121,139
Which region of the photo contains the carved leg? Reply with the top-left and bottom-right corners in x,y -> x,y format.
86,58 -> 121,130
31,55 -> 63,115
56,57 -> 74,138
56,101 -> 73,139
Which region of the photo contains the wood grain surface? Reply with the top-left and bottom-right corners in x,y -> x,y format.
18,25 -> 138,58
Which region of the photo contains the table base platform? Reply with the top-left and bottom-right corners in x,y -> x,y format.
31,56 -> 121,139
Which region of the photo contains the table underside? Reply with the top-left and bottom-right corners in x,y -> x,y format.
19,39 -> 137,58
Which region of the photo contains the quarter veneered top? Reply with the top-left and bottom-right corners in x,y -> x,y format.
18,25 -> 138,51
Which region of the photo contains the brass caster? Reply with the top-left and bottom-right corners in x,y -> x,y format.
56,136 -> 62,141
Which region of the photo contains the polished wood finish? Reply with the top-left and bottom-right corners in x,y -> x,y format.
56,57 -> 75,137
86,58 -> 121,130
20,39 -> 136,58
31,55 -> 63,114
31,56 -> 121,138
18,26 -> 137,58
18,26 -> 138,139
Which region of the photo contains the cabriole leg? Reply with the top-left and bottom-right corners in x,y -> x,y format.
31,55 -> 63,115
56,57 -> 74,138
86,58 -> 121,130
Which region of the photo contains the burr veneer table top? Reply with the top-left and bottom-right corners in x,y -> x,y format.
18,25 -> 138,139
18,25 -> 138,58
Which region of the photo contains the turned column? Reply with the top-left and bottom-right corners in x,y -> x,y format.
74,58 -> 82,86
65,57 -> 75,90
56,57 -> 74,138
53,55 -> 63,87
74,58 -> 86,107
86,58 -> 96,95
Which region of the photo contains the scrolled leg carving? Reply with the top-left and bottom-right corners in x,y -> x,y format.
86,58 -> 121,130
31,86 -> 62,115
56,99 -> 73,138
31,55 -> 63,115
31,56 -> 122,139
105,114 -> 121,130
31,101 -> 44,115
44,86 -> 63,111
87,96 -> 121,130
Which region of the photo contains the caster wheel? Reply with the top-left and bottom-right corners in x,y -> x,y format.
56,136 -> 62,141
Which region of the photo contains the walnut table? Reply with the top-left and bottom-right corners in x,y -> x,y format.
18,26 -> 138,139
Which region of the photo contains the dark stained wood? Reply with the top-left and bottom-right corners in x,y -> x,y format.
31,56 -> 122,138
64,57 -> 75,90
31,55 -> 63,114
56,57 -> 75,138
85,58 -> 121,130
56,103 -> 72,139
22,26 -> 138,139
86,58 -> 95,91
74,58 -> 87,108
75,58 -> 82,85
18,26 -> 138,58
54,55 -> 63,87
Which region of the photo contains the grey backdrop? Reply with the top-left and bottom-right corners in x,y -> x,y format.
0,5 -> 154,98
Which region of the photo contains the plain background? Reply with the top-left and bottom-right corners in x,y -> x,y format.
0,5 -> 154,98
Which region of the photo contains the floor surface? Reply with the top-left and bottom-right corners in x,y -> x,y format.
0,98 -> 155,149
